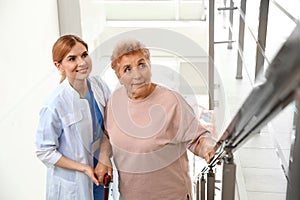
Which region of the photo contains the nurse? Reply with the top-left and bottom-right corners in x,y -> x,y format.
35,34 -> 112,200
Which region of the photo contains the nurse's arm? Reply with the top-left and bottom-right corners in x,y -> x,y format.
54,156 -> 100,186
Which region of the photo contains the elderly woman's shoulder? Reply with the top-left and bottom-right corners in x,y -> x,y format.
156,85 -> 184,103
109,85 -> 128,100
157,85 -> 195,113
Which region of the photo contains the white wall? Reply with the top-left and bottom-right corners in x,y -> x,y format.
58,0 -> 82,36
80,0 -> 106,51
0,0 -> 60,199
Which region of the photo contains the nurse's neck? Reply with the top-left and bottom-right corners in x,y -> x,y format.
69,79 -> 88,98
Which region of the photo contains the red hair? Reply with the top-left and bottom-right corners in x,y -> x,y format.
52,34 -> 88,83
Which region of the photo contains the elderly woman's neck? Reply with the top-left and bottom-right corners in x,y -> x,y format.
129,83 -> 156,100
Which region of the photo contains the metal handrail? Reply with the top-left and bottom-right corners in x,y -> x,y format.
196,22 -> 300,200
204,22 -> 300,172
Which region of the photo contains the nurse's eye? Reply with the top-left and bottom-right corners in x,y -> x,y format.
82,52 -> 89,58
68,57 -> 76,62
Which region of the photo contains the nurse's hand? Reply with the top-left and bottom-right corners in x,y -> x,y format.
95,160 -> 113,185
54,156 -> 100,186
83,165 -> 100,186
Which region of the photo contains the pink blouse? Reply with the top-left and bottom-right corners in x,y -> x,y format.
105,85 -> 212,200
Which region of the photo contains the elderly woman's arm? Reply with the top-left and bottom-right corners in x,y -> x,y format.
95,133 -> 113,185
173,92 -> 217,163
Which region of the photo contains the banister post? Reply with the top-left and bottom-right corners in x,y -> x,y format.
207,166 -> 215,200
221,147 -> 236,200
286,88 -> 300,200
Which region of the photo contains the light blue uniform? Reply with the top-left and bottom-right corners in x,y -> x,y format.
35,76 -> 110,200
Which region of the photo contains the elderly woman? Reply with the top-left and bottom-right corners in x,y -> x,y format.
104,39 -> 216,200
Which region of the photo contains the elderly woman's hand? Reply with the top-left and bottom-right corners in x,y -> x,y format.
196,135 -> 217,163
95,159 -> 113,185
203,145 -> 218,163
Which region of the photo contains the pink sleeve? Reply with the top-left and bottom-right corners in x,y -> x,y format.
173,92 -> 216,157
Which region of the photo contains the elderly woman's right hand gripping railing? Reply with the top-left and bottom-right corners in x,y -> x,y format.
195,23 -> 300,200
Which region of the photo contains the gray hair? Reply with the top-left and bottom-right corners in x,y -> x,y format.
111,39 -> 150,71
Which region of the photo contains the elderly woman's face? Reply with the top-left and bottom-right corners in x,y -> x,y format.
117,51 -> 152,100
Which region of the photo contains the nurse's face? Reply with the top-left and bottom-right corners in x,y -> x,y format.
56,42 -> 92,81
117,51 -> 152,100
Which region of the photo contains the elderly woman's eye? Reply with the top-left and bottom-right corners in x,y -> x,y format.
124,67 -> 131,73
138,64 -> 146,68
